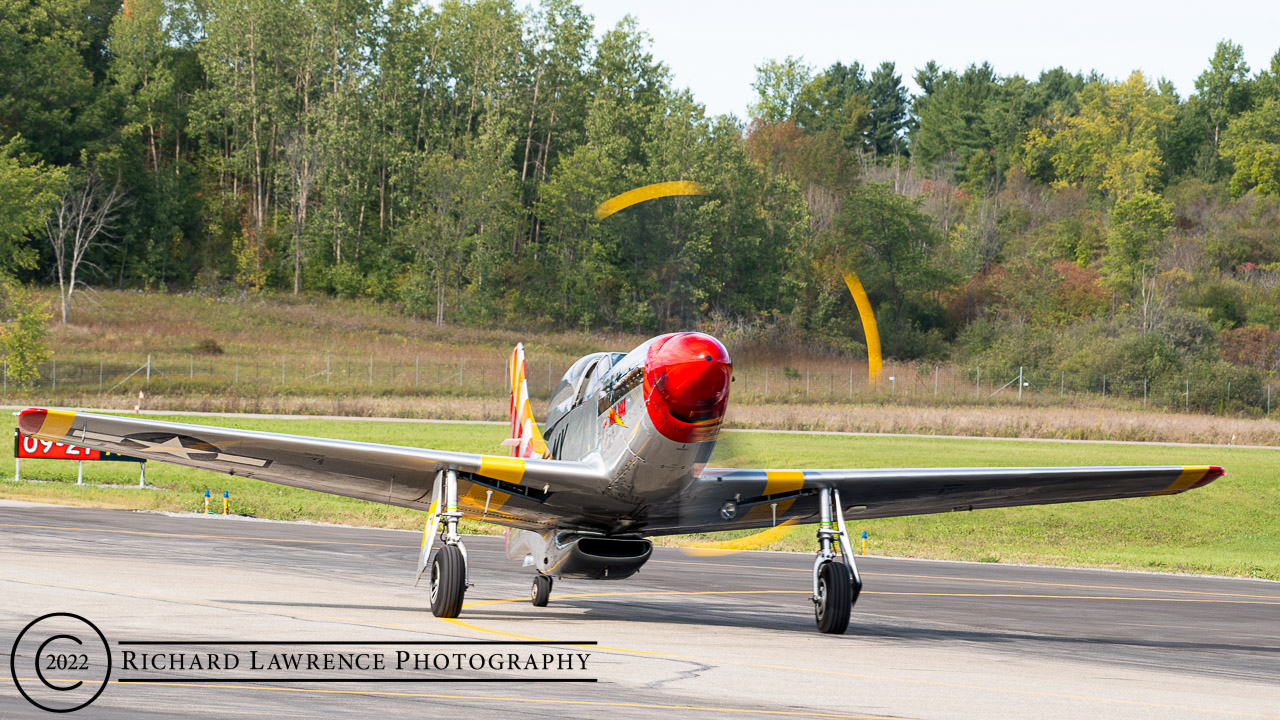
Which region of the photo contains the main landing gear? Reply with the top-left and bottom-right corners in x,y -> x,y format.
812,487 -> 863,634
420,468 -> 470,619
531,574 -> 553,607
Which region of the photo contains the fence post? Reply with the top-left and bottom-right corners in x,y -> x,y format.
849,365 -> 854,400
1102,375 -> 1106,398
1268,384 -> 1272,414
327,353 -> 331,384
1018,366 -> 1023,402
1185,379 -> 1189,411
975,367 -> 980,398
234,360 -> 239,385
369,354 -> 373,388
189,354 -> 193,379
146,354 -> 151,383
934,366 -> 939,396
764,368 -> 768,395
1143,378 -> 1148,407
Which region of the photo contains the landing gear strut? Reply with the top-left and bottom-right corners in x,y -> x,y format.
421,468 -> 469,619
812,487 -> 862,634
531,574 -> 552,607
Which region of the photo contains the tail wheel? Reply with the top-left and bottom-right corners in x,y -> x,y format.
429,544 -> 466,618
531,574 -> 552,607
814,561 -> 852,634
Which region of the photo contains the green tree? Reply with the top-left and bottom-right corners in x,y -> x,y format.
909,63 -> 1000,172
794,61 -> 869,146
1023,72 -> 1173,198
1193,40 -> 1252,165
1221,97 -> 1280,197
750,56 -> 812,123
1103,189 -> 1173,301
1256,49 -> 1280,103
835,181 -> 943,325
0,137 -> 65,277
0,281 -> 51,386
864,62 -> 908,156
0,0 -> 108,164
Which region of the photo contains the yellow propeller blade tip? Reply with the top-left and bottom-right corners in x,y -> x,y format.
843,271 -> 883,383
594,181 -> 706,221
677,519 -> 799,557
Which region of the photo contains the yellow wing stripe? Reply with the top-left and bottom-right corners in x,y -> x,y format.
763,470 -> 805,495
1148,466 -> 1214,496
594,181 -> 706,221
37,410 -> 77,440
742,471 -> 806,523
478,456 -> 525,485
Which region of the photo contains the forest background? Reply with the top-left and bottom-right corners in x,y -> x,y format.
1,0 -> 1278,415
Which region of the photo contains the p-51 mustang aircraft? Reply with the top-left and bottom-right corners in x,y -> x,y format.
17,332 -> 1223,633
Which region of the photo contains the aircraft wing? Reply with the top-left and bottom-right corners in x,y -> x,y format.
16,408 -> 607,529
641,464 -> 1223,535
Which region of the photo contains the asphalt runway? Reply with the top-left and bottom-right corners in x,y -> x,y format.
1,499 -> 1277,719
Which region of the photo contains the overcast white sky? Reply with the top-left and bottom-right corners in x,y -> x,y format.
571,0 -> 1280,118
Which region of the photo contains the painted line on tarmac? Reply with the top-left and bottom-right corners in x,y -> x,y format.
442,591 -> 1280,720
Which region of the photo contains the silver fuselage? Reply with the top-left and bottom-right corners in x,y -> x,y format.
540,339 -> 719,533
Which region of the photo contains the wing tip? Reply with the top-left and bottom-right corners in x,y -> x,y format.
1190,466 -> 1224,490
17,408 -> 47,436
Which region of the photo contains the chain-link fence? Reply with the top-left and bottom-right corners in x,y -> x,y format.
2,353 -> 1275,416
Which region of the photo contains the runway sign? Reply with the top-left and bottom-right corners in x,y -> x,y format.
14,429 -> 144,462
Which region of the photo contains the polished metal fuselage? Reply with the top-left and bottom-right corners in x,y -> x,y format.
539,339 -> 717,534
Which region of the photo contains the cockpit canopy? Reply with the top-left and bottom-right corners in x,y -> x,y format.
546,351 -> 628,430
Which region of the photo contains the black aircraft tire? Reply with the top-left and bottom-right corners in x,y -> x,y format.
815,561 -> 852,634
429,545 -> 466,618
531,575 -> 552,607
